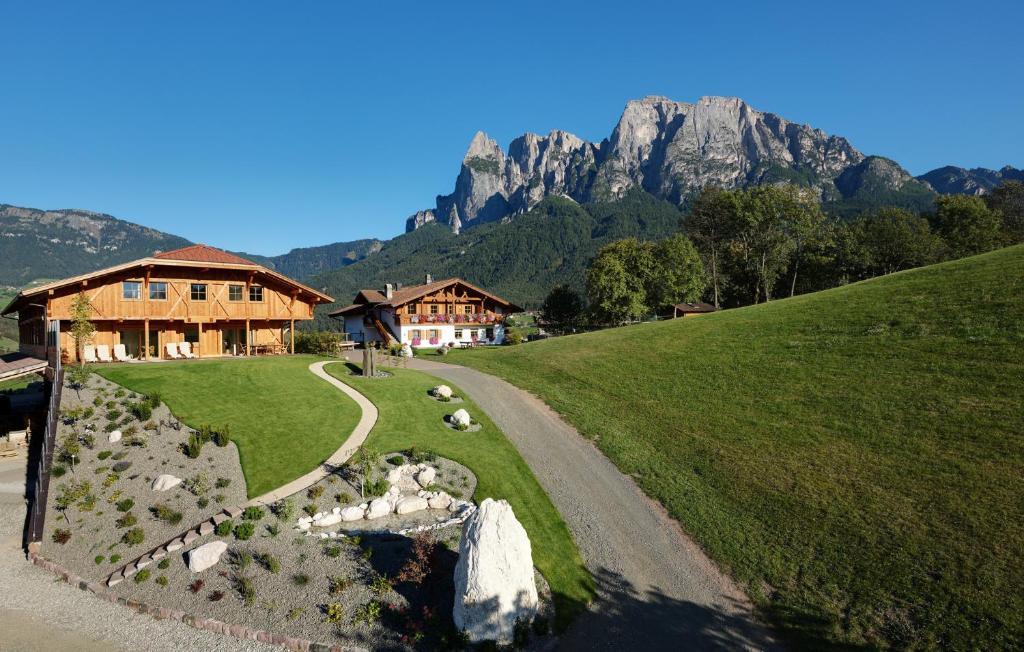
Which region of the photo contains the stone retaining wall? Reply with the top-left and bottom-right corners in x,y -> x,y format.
27,551 -> 366,652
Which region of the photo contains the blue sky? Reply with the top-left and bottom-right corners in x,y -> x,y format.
1,1 -> 1021,255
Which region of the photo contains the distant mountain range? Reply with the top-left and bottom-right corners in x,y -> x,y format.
1,94 -> 1018,311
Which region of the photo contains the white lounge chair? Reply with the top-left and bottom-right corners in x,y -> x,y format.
96,344 -> 113,363
164,342 -> 183,359
179,342 -> 196,359
113,344 -> 133,362
83,345 -> 98,364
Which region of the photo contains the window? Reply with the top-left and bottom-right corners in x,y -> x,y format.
477,329 -> 486,339
464,305 -> 473,315
411,329 -> 422,340
149,282 -> 167,300
190,283 -> 207,301
122,281 -> 141,300
430,304 -> 439,314
249,285 -> 264,302
228,284 -> 243,302
446,304 -> 454,314
454,329 -> 463,339
406,304 -> 415,315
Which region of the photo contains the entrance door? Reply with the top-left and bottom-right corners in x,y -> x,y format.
222,327 -> 243,355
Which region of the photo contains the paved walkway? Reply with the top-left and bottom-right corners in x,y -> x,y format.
247,360 -> 378,506
402,355 -> 779,651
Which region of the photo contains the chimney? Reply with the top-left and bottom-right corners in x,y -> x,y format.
384,283 -> 393,299
425,273 -> 433,284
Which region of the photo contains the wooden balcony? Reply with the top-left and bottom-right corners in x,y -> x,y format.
396,313 -> 504,326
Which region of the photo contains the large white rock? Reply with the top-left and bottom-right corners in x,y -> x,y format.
432,385 -> 453,399
187,540 -> 228,573
451,409 -> 471,428
151,474 -> 182,491
314,512 -> 342,527
453,498 -> 538,643
108,430 -> 122,443
340,506 -> 365,521
395,495 -> 429,515
366,497 -> 391,520
386,464 -> 422,493
428,492 -> 452,510
417,466 -> 436,487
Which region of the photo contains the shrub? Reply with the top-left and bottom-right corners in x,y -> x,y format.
122,528 -> 144,545
213,494 -> 226,503
102,472 -> 119,488
352,600 -> 382,625
406,447 -> 437,464
325,545 -> 341,558
152,504 -> 183,525
130,402 -> 152,422
303,503 -> 317,517
386,455 -> 404,466
189,579 -> 205,593
116,498 -> 134,512
230,550 -> 252,570
112,461 -> 131,473
145,392 -> 161,409
209,590 -> 225,602
143,420 -> 158,431
242,506 -> 265,521
396,532 -> 439,585
184,473 -> 211,496
155,575 -> 169,587
215,477 -> 231,489
97,450 -> 112,460
292,573 -> 310,586
81,432 -> 96,449
112,450 -> 128,460
233,522 -> 255,540
294,331 -> 346,355
94,555 -> 105,565
328,576 -> 352,595
307,485 -> 325,500
213,425 -> 230,447
215,520 -> 233,536
266,523 -> 280,537
197,497 -> 209,509
134,569 -> 151,583
236,576 -> 256,605
106,409 -> 122,421
114,389 -> 125,398
255,552 -> 280,574
109,554 -> 121,564
103,421 -> 120,433
52,529 -> 72,544
334,492 -> 350,503
182,431 -> 205,458
123,432 -> 147,448
286,607 -> 304,621
369,573 -> 392,595
115,513 -> 137,528
324,602 -> 345,624
364,478 -> 389,497
51,466 -> 67,478
93,396 -> 103,407
268,498 -> 293,522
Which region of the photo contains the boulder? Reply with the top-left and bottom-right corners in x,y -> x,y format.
366,497 -> 391,520
395,496 -> 429,515
341,506 -> 365,521
432,385 -> 453,399
428,492 -> 452,510
107,430 -> 122,444
417,467 -> 436,487
187,540 -> 228,573
451,409 -> 471,428
152,474 -> 182,491
453,498 -> 538,643
386,464 -> 422,493
314,513 -> 342,527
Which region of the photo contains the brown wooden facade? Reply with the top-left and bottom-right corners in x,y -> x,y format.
2,245 -> 333,363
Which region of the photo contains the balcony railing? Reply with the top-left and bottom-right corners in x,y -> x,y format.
398,313 -> 502,325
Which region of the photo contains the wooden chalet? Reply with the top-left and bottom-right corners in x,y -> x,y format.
672,302 -> 718,318
328,275 -> 521,348
0,244 -> 333,363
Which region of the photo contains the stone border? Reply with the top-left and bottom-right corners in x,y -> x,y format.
27,551 -> 366,652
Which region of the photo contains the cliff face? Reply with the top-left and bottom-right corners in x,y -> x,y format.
917,165 -> 1024,195
406,95 -> 921,232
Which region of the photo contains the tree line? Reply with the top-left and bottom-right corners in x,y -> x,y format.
540,181 -> 1024,331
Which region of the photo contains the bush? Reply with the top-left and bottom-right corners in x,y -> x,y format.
242,506 -> 265,521
114,389 -> 125,398
307,485 -> 325,500
197,497 -> 209,509
215,477 -> 231,489
145,392 -> 162,409
294,331 -> 346,355
106,409 -> 122,421
112,461 -> 131,473
97,450 -> 112,460
182,432 -> 205,459
230,550 -> 252,570
94,555 -> 105,565
115,513 -> 137,528
266,523 -> 280,537
214,494 -> 226,503
130,401 -> 152,422
102,472 -> 119,488
236,577 -> 256,605
215,520 -> 233,537
134,569 -> 151,583
369,573 -> 392,595
93,396 -> 103,407
184,473 -> 211,496
233,522 -> 255,540
255,552 -> 281,574
151,504 -> 183,525
51,465 -> 66,478
112,450 -> 128,461
286,607 -> 304,621
212,425 -> 230,447
157,558 -> 170,570
328,576 -> 352,595
292,573 -> 310,586
271,498 -> 294,521
324,602 -> 345,624
189,579 -> 205,593
52,529 -> 72,544
155,575 -> 169,587
364,478 -> 389,497
352,600 -> 382,625
103,421 -> 120,433
122,528 -> 145,545
386,455 -> 404,466
303,503 -> 317,517
109,554 -> 121,564
209,590 -> 225,602
324,545 -> 341,558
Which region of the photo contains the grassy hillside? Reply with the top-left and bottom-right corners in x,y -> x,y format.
309,192 -> 682,324
450,246 -> 1024,649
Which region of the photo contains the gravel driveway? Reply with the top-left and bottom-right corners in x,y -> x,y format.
0,451 -> 277,652
402,356 -> 780,651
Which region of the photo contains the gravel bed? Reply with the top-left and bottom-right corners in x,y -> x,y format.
41,373 -> 248,582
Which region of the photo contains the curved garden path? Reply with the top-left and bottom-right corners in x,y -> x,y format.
401,355 -> 780,651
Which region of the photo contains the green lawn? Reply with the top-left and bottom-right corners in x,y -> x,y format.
325,363 -> 594,629
449,245 -> 1024,649
97,356 -> 361,498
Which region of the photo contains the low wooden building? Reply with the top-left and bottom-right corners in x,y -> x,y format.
1,244 -> 333,362
672,302 -> 718,318
329,276 -> 521,348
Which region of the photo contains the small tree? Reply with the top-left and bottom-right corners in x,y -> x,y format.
540,285 -> 585,333
353,446 -> 380,499
70,292 -> 96,367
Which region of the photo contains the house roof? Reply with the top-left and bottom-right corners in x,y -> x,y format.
673,302 -> 717,314
327,277 -> 522,317
154,244 -> 256,266
1,244 -> 334,315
